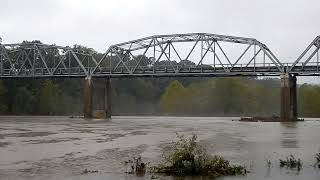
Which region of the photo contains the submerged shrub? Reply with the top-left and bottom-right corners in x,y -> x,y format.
316,153 -> 320,163
81,169 -> 98,175
266,159 -> 272,168
151,134 -> 247,178
279,155 -> 302,170
316,152 -> 320,168
125,156 -> 148,176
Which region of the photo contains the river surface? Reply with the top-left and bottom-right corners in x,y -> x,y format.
0,116 -> 320,180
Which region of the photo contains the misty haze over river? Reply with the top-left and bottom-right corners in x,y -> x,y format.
0,116 -> 320,180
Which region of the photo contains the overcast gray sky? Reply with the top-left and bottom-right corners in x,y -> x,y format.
1,0 -> 319,82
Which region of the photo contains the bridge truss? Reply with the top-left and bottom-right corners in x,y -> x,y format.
0,42 -> 100,78
93,33 -> 284,77
0,33 -> 319,78
288,36 -> 320,75
0,33 -> 284,78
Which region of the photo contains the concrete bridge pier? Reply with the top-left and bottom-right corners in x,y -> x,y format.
84,77 -> 93,119
83,77 -> 111,119
280,73 -> 297,121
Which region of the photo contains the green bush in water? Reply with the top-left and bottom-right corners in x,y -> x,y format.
125,156 -> 148,176
316,152 -> 320,163
316,152 -> 320,168
151,134 -> 247,178
279,155 -> 302,171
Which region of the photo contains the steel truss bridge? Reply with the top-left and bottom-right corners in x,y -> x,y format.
1,33 -> 319,120
1,33 -> 319,78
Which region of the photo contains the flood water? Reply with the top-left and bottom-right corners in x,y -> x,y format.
0,116 -> 320,180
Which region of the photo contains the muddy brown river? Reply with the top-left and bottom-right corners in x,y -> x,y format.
0,116 -> 320,180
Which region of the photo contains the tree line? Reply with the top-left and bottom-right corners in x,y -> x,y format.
0,77 -> 319,117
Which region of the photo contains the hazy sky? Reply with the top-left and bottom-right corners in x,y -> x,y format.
0,0 -> 319,82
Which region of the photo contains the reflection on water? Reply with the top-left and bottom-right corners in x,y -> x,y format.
280,122 -> 299,148
0,116 -> 320,180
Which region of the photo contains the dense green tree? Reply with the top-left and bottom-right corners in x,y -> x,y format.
160,80 -> 189,115
184,81 -> 211,115
38,80 -> 61,115
0,80 -> 8,113
55,79 -> 83,115
299,84 -> 320,117
207,78 -> 254,115
12,87 -> 37,114
158,77 -> 282,116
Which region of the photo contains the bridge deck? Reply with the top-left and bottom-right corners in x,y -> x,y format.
0,65 -> 319,78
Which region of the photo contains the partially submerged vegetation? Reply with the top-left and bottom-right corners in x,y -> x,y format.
279,155 -> 302,171
123,134 -> 320,178
150,134 -> 247,178
266,159 -> 272,168
81,169 -> 98,175
125,156 -> 148,176
316,152 -> 320,168
125,134 -> 247,178
316,152 -> 320,163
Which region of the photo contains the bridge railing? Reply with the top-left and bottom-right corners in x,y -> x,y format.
0,62 -> 286,77
2,62 -> 320,77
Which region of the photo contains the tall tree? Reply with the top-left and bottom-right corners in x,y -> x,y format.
160,80 -> 189,115
299,84 -> 320,117
0,80 -> 8,114
38,80 -> 61,115
12,87 -> 37,115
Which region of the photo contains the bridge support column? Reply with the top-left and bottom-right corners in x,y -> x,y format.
104,78 -> 112,119
83,77 -> 112,119
84,77 -> 93,118
280,73 -> 297,121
